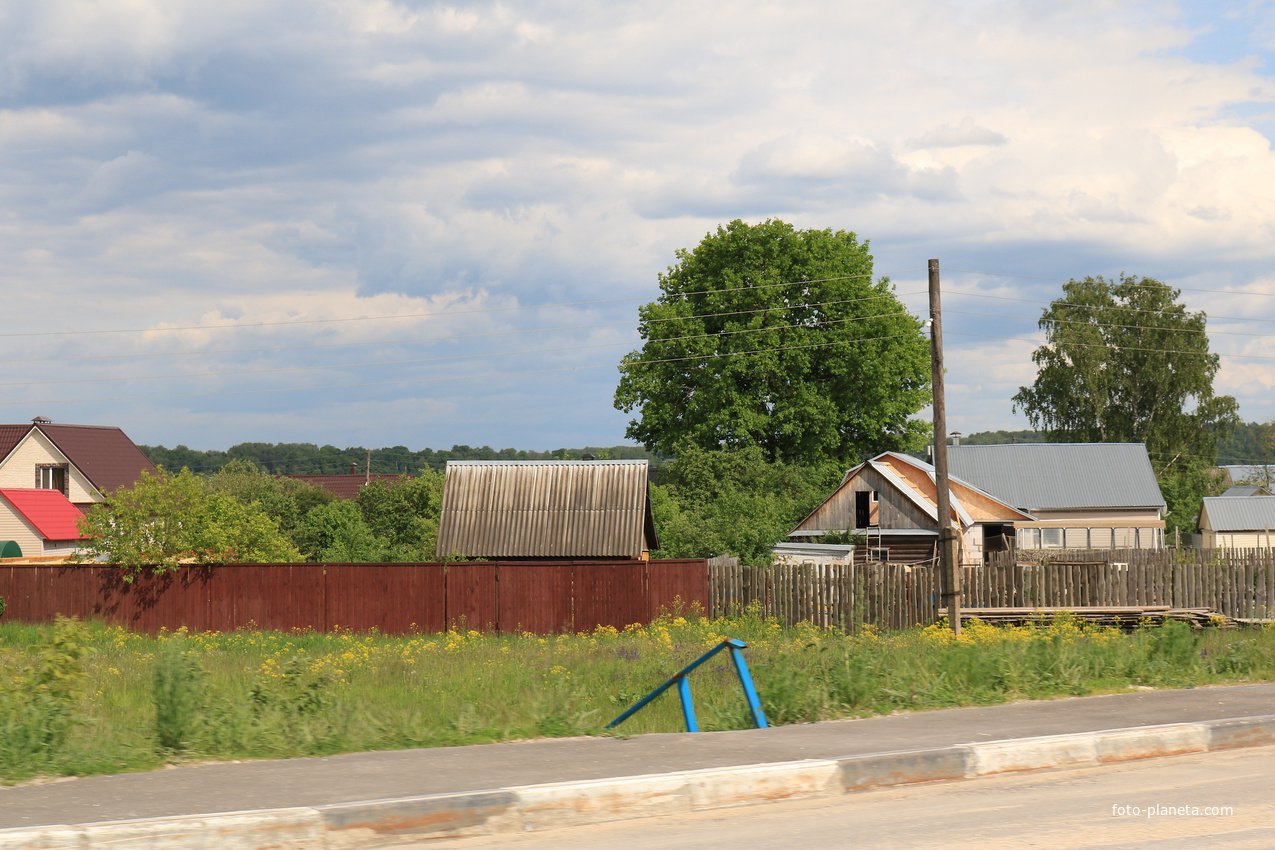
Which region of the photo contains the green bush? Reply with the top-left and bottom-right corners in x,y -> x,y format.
153,639 -> 205,752
0,617 -> 93,780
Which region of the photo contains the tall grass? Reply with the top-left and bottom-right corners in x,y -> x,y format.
2,609 -> 1275,783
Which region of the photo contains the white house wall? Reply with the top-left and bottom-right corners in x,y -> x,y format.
0,504 -> 45,558
0,431 -> 98,502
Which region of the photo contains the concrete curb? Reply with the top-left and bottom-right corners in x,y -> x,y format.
5,714 -> 1275,849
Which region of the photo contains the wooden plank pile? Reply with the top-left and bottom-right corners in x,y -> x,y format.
953,606 -> 1251,630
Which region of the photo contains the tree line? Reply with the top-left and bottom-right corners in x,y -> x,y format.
138,442 -> 666,475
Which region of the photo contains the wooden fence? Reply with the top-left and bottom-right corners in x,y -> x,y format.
709,548 -> 1275,630
0,559 -> 709,635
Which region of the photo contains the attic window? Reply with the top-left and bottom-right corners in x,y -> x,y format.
37,463 -> 68,495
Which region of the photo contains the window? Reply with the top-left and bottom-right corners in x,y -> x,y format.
1017,528 -> 1064,548
36,464 -> 67,495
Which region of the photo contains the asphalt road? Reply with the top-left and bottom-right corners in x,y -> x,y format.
414,746 -> 1275,850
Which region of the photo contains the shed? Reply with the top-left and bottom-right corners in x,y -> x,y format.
436,460 -> 658,559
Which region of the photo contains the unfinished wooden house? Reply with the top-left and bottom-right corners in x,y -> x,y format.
779,451 -> 1032,567
435,459 -> 658,559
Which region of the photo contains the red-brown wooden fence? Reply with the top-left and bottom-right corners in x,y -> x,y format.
0,559 -> 708,635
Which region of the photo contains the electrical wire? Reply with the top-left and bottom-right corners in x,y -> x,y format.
0,291 -> 920,366
0,310 -> 918,388
0,270 -> 910,340
0,331 -> 922,406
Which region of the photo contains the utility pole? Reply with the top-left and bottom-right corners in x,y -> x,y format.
929,259 -> 960,635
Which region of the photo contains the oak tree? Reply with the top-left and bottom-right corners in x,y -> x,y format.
614,219 -> 931,465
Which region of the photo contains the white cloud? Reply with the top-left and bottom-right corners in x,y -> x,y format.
0,0 -> 1273,450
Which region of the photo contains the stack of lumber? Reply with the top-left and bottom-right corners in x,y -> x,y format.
952,606 -> 1249,630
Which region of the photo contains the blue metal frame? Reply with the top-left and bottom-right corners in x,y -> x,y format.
606,638 -> 768,732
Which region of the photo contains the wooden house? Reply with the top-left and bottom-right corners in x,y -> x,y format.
781,452 -> 1032,567
436,460 -> 658,559
947,443 -> 1167,550
1198,496 -> 1275,549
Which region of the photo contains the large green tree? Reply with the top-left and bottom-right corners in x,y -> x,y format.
1012,274 -> 1239,533
614,219 -> 931,465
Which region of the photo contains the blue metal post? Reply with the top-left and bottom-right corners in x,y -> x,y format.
727,640 -> 769,729
607,638 -> 767,732
676,676 -> 698,732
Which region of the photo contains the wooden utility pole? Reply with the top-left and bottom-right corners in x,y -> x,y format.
929,259 -> 961,635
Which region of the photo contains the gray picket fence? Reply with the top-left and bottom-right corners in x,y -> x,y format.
708,548 -> 1275,630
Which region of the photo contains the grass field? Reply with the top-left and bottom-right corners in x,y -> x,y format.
3,606 -> 1275,783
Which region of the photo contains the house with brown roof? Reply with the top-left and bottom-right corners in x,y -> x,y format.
780,451 -> 1033,567
284,465 -> 406,500
0,418 -> 154,559
436,460 -> 658,559
0,418 -> 156,508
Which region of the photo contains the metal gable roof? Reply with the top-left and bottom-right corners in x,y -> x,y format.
1201,496 -> 1275,532
1221,485 -> 1270,498
0,489 -> 86,540
946,443 -> 1166,511
29,424 -> 156,495
436,460 -> 658,558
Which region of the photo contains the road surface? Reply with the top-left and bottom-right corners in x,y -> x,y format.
407,746 -> 1275,849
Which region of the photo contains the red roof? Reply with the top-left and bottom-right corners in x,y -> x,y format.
284,474 -> 407,500
0,489 -> 86,540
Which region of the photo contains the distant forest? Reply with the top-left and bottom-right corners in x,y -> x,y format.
137,442 -> 670,475
138,421 -> 1273,477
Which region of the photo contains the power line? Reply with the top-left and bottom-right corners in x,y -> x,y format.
943,268 -> 1275,300
947,331 -> 1275,361
944,289 -> 1275,326
0,310 -> 918,389
0,291 -> 919,366
0,270 -> 915,341
945,309 -> 1275,340
0,331 -> 922,407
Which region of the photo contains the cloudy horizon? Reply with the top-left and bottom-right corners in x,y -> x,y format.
2,0 -> 1273,459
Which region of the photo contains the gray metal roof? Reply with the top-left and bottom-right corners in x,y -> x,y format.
1201,496 -> 1275,532
436,460 -> 657,558
1221,485 -> 1270,498
945,443 -> 1166,511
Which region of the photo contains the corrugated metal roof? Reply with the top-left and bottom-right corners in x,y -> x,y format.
1221,485 -> 1269,497
1201,496 -> 1275,532
946,443 -> 1166,511
0,488 -> 86,540
436,460 -> 657,558
0,425 -> 31,461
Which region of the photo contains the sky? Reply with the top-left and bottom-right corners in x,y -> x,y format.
2,0 -> 1275,456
